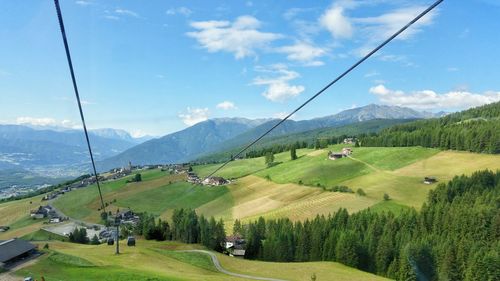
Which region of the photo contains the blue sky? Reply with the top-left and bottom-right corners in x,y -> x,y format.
1,0 -> 499,137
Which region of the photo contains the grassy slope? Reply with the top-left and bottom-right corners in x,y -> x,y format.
17,240 -> 388,281
341,150 -> 500,209
0,194 -> 45,226
118,181 -> 229,218
195,175 -> 377,226
53,169 -> 179,222
14,147 -> 500,231
193,148 -> 314,179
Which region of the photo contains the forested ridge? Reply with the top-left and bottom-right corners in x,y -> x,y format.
239,170 -> 500,280
360,102 -> 500,154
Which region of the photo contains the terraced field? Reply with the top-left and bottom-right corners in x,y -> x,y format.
195,175 -> 377,225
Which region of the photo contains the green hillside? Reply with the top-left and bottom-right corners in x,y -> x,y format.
361,101 -> 500,153
46,145 -> 500,228
195,118 -> 414,163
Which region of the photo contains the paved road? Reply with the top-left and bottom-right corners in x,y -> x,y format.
180,250 -> 289,281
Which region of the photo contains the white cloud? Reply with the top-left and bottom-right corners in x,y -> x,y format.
277,42 -> 327,66
318,3 -> 438,59
351,5 -> 437,57
115,9 -> 139,18
75,0 -> 92,6
369,84 -> 500,110
216,101 -> 237,110
253,64 -> 305,102
447,67 -> 459,72
178,107 -> 210,126
319,5 -> 353,39
186,15 -> 282,59
166,7 -> 192,17
15,117 -> 81,129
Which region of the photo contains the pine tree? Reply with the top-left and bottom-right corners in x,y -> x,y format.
291,146 -> 297,160
90,234 -> 100,245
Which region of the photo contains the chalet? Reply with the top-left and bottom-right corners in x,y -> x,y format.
231,249 -> 246,258
187,172 -> 201,184
328,151 -> 345,160
203,177 -> 229,186
342,147 -> 353,155
424,177 -> 437,184
224,235 -> 246,259
30,205 -> 54,219
0,239 -> 37,268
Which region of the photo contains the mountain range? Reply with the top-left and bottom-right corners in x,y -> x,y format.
97,104 -> 446,171
0,104 -> 446,187
0,125 -> 149,188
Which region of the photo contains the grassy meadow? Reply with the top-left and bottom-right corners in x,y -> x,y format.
16,240 -> 388,281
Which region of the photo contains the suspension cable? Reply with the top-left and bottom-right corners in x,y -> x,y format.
205,0 -> 444,180
54,0 -> 106,213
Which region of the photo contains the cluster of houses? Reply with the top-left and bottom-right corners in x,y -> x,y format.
328,147 -> 353,160
224,235 -> 246,258
115,209 -> 140,225
29,205 -> 64,223
187,171 -> 230,186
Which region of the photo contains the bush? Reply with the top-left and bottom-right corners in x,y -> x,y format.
356,188 -> 366,196
134,173 -> 142,182
383,193 -> 390,201
331,185 -> 354,193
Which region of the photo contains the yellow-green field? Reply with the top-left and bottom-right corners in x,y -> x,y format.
16,240 -> 388,281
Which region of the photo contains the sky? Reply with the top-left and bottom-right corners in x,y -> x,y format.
1,0 -> 500,137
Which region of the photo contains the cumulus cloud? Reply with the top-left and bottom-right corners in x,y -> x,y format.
319,5 -> 353,39
277,42 -> 327,66
354,6 -> 437,42
216,101 -> 237,110
370,84 -> 500,110
317,3 -> 438,59
253,64 -> 305,102
186,15 -> 282,59
178,107 -> 210,126
166,7 -> 192,17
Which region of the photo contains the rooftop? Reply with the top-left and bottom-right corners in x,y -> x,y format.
0,238 -> 36,263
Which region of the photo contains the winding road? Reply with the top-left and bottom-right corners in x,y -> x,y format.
180,250 -> 289,281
